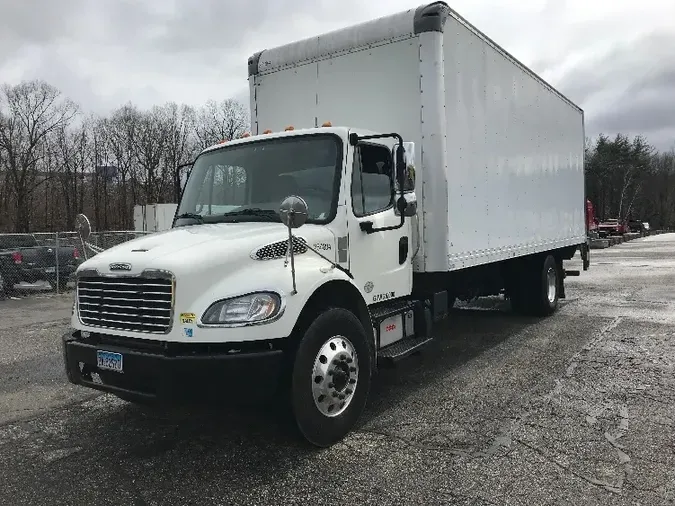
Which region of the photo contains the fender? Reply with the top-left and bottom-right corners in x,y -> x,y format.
293,277 -> 374,342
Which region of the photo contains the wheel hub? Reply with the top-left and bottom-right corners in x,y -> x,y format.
546,266 -> 557,304
311,336 -> 359,417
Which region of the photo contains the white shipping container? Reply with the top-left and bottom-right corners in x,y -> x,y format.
133,203 -> 178,233
248,1 -> 586,274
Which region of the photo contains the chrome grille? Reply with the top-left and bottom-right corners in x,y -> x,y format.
77,275 -> 174,334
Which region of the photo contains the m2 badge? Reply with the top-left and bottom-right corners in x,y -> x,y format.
180,313 -> 196,324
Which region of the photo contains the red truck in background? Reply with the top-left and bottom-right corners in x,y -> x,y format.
597,218 -> 628,238
586,199 -> 598,238
586,199 -> 629,238
587,197 -> 630,238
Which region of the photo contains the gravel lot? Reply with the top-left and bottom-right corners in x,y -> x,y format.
1,235 -> 675,505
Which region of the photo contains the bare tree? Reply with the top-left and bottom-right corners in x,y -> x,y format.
104,104 -> 140,228
0,80 -> 78,231
53,120 -> 92,230
160,103 -> 198,202
194,98 -> 249,149
131,105 -> 171,204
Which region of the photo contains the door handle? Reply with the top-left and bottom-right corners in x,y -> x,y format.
399,237 -> 409,264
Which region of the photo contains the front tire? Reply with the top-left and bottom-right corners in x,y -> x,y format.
291,308 -> 372,447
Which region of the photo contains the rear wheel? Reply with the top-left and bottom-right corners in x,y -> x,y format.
291,308 -> 372,447
537,255 -> 560,315
509,254 -> 560,316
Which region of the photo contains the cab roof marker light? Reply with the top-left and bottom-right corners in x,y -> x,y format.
285,125 -> 295,131
263,129 -> 273,134
321,121 -> 332,127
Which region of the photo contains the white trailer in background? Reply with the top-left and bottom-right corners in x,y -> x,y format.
133,203 -> 178,233
64,1 -> 589,447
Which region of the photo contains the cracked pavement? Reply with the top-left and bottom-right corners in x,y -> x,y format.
2,235 -> 675,505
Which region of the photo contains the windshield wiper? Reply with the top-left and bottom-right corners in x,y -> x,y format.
174,212 -> 204,223
220,208 -> 281,221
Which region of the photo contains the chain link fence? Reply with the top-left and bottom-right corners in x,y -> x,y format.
0,230 -> 154,298
1,226 -> 674,299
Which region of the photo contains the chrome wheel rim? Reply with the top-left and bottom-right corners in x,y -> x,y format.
311,335 -> 359,417
546,266 -> 557,304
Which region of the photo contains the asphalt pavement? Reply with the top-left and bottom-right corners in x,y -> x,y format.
1,235 -> 675,505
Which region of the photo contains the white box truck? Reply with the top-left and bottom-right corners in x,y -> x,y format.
63,1 -> 590,446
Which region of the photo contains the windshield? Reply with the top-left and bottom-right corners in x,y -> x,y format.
176,134 -> 342,225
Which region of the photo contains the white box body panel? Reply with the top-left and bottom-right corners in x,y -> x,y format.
248,2 -> 586,274
442,16 -> 586,270
253,37 -> 423,159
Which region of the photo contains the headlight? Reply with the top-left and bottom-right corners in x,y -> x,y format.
201,292 -> 282,325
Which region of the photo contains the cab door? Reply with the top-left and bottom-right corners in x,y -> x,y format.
346,138 -> 413,304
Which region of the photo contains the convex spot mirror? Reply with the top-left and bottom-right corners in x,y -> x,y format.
75,213 -> 92,240
393,142 -> 416,192
279,195 -> 309,229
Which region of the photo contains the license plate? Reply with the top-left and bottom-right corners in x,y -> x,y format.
45,267 -> 55,273
96,350 -> 123,373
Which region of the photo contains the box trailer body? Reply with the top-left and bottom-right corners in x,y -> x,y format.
133,203 -> 179,233
63,1 -> 590,447
248,1 -> 586,274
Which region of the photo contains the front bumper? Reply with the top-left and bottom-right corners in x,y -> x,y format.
62,331 -> 286,403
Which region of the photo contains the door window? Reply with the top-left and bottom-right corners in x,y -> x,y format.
351,144 -> 394,217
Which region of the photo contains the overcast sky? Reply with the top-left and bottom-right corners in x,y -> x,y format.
1,0 -> 674,150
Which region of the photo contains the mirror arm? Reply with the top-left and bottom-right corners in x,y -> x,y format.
285,223 -> 298,295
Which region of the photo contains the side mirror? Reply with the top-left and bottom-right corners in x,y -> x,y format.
75,213 -> 91,241
279,195 -> 309,229
279,195 -> 309,296
393,142 -> 416,192
75,213 -> 92,260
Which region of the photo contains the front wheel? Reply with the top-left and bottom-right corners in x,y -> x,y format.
291,308 -> 372,447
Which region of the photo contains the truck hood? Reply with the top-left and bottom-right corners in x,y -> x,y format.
80,223 -> 337,276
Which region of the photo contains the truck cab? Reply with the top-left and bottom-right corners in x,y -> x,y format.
174,126 -> 416,308
63,126 -> 422,447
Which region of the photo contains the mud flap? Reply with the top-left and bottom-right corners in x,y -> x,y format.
580,242 -> 590,271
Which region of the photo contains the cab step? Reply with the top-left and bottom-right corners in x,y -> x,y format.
378,335 -> 435,365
